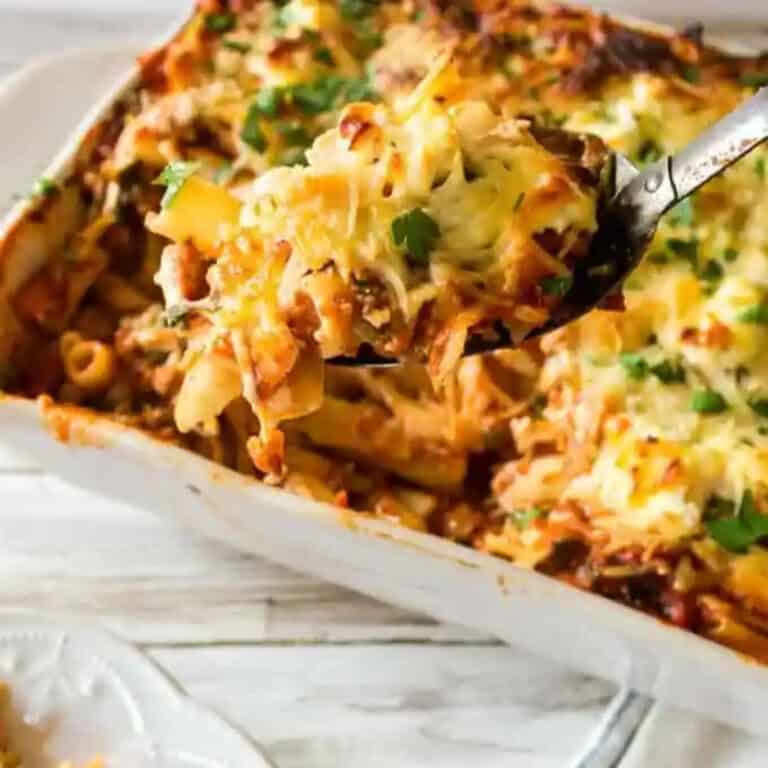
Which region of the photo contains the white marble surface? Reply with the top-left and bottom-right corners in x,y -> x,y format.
0,3 -> 767,766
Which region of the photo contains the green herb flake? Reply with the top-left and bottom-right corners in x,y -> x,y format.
619,353 -> 649,381
706,516 -> 758,552
698,259 -> 723,284
690,389 -> 728,414
749,398 -> 768,419
241,104 -> 268,152
348,16 -> 383,53
539,274 -> 574,297
340,0 -> 378,20
313,46 -> 336,66
204,12 -> 236,34
636,140 -> 663,167
666,237 -> 699,267
153,161 -> 201,209
281,148 -> 309,167
757,156 -> 767,181
510,508 -> 543,530
704,494 -> 735,521
513,192 -> 525,212
723,247 -> 739,263
289,75 -> 346,115
391,208 -> 441,267
650,359 -> 686,384
343,75 -> 377,103
222,39 -> 251,54
740,491 -> 768,538
740,72 -> 768,89
275,121 -> 312,148
706,490 -> 768,552
32,177 -> 58,198
253,87 -> 282,118
737,304 -> 768,325
668,197 -> 695,228
681,65 -> 701,84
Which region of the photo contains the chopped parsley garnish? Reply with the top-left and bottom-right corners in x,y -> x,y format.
723,247 -> 739,263
32,177 -> 58,197
290,75 -> 378,114
313,46 -> 336,66
666,237 -> 698,267
153,161 -> 201,209
253,87 -> 282,119
222,39 -> 251,54
343,75 -> 377,102
619,353 -> 649,381
636,140 -> 663,167
668,197 -> 695,228
251,76 -> 378,121
164,305 -> 190,328
204,12 -> 236,34
619,354 -> 686,384
690,389 -> 728,414
392,208 -> 441,266
737,304 -> 768,325
281,148 -> 309,167
539,274 -> 573,297
275,121 -> 312,148
510,508 -> 543,530
697,259 -> 723,284
513,192 -> 525,212
757,156 -> 767,181
241,103 -> 268,152
706,490 -> 768,552
704,494 -> 735,521
354,22 -> 383,53
650,359 -> 686,384
340,0 -> 378,19
749,398 -> 768,419
681,65 -> 701,84
291,75 -> 347,114
740,72 -> 768,89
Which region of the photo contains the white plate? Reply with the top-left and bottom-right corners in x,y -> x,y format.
0,613 -> 274,768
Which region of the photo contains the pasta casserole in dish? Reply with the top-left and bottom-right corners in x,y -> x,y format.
4,0 -> 768,663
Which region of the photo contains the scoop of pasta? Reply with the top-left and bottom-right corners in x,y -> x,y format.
147,63 -> 605,476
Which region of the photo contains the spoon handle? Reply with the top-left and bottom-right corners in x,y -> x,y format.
620,86 -> 768,227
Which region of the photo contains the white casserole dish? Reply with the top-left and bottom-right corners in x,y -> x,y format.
2,8 -> 768,736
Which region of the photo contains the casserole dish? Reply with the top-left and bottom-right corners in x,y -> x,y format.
3,0 -> 768,734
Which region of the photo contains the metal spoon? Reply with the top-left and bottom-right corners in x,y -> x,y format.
331,87 -> 768,368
